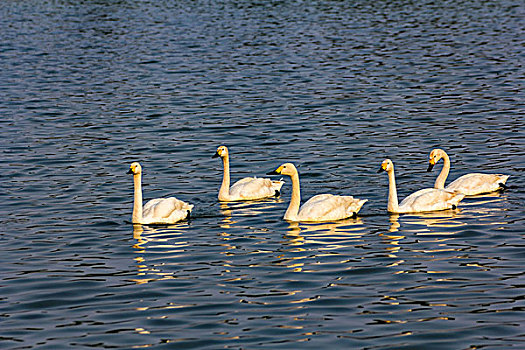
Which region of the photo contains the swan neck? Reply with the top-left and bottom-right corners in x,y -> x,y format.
284,172 -> 301,221
218,155 -> 231,200
387,169 -> 399,213
132,173 -> 143,224
434,153 -> 450,189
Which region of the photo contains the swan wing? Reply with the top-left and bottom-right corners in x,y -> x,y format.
447,173 -> 509,195
143,198 -> 172,218
229,177 -> 284,200
399,188 -> 464,213
143,197 -> 193,223
297,194 -> 367,222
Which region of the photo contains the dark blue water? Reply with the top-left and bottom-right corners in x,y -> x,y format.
1,0 -> 524,349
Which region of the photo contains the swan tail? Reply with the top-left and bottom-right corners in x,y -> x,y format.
346,198 -> 368,217
358,199 -> 368,207
498,175 -> 509,190
354,199 -> 368,213
271,179 -> 285,190
448,192 -> 465,208
270,179 -> 285,197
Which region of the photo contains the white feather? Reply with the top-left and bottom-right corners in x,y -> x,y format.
129,162 -> 193,225
380,159 -> 464,214
269,163 -> 367,222
215,146 -> 284,201
429,148 -> 509,195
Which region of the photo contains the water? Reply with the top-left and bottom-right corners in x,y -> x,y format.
1,0 -> 524,349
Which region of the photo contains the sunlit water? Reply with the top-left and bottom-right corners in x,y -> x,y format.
1,0 -> 524,349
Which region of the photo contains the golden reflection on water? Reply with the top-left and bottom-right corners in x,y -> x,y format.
381,196 -> 510,280
220,199 -> 283,217
382,210 -> 466,262
285,219 -> 367,251
218,200 -> 283,257
131,224 -> 199,345
219,202 -> 236,229
402,210 -> 466,234
131,223 -> 190,285
287,217 -> 364,235
379,214 -> 405,259
460,191 -> 505,202
219,199 -> 284,228
458,195 -> 510,227
403,193 -> 506,236
279,219 -> 367,272
127,195 -> 511,324
386,194 -> 509,237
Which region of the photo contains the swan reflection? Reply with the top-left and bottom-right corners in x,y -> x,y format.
402,210 -> 466,232
379,214 -> 405,258
384,192 -> 509,235
220,199 -> 284,219
276,218 -> 367,272
219,202 -> 236,228
291,216 -> 363,233
131,223 -> 190,285
285,217 -> 366,247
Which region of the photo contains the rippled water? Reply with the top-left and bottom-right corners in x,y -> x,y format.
1,0 -> 524,349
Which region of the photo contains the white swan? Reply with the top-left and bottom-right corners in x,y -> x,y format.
213,146 -> 284,201
267,163 -> 367,222
128,162 -> 193,224
428,149 -> 509,195
378,159 -> 464,213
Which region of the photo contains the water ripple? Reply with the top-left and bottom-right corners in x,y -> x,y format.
1,0 -> 524,349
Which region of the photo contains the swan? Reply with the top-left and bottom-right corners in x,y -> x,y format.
213,145 -> 284,201
428,149 -> 510,195
267,163 -> 367,222
128,162 -> 193,224
378,159 -> 464,213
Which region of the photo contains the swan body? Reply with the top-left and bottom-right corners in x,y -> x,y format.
213,146 -> 284,201
267,163 -> 367,222
128,162 -> 193,225
428,148 -> 509,195
379,159 -> 464,213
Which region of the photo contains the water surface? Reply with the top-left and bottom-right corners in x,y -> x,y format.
1,0 -> 524,349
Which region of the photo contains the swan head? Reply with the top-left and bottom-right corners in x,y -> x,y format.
378,159 -> 394,173
428,148 -> 446,171
213,145 -> 229,159
267,163 -> 297,177
127,162 -> 142,175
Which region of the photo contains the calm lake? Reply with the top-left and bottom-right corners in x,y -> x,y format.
1,0 -> 524,349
